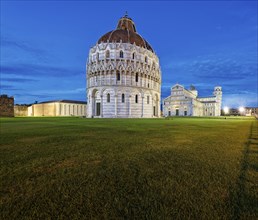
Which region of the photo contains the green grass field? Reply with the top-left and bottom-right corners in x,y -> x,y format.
0,117 -> 257,219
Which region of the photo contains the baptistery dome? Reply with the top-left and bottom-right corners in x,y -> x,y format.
86,14 -> 161,118
98,15 -> 154,52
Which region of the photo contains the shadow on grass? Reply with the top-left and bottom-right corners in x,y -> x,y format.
231,122 -> 258,219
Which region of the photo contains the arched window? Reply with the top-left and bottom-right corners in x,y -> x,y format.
107,93 -> 110,103
135,73 -> 139,82
96,52 -> 99,61
145,56 -> 148,63
106,50 -> 110,58
120,50 -> 123,58
122,94 -> 125,103
132,53 -> 135,59
117,72 -> 120,81
135,95 -> 138,103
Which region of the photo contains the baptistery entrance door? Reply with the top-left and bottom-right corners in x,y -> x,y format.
96,103 -> 101,116
91,89 -> 101,117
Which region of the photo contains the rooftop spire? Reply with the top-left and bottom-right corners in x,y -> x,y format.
117,13 -> 136,32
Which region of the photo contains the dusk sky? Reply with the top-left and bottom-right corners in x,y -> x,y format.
1,1 -> 257,107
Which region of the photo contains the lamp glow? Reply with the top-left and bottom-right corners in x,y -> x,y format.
239,106 -> 245,113
223,107 -> 229,114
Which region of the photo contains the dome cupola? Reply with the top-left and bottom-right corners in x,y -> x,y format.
116,13 -> 136,32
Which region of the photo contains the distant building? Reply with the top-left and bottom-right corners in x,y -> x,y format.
28,100 -> 87,117
0,94 -> 14,117
163,84 -> 222,117
244,107 -> 258,116
224,107 -> 258,116
14,104 -> 30,116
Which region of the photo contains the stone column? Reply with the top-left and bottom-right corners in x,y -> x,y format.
125,71 -> 127,85
115,95 -> 117,117
141,96 -> 144,118
100,95 -> 103,118
157,99 -> 160,117
128,95 -> 131,117
92,95 -> 95,117
152,97 -> 154,117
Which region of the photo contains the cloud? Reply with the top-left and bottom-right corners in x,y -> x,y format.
165,57 -> 257,81
1,37 -> 47,57
0,85 -> 21,91
33,87 -> 85,96
0,63 -> 84,78
223,92 -> 257,108
13,93 -> 52,99
1,77 -> 38,83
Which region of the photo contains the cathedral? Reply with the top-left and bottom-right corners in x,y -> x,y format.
86,14 -> 161,118
163,84 -> 222,117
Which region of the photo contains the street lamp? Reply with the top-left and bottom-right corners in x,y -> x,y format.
223,106 -> 229,115
239,106 -> 245,115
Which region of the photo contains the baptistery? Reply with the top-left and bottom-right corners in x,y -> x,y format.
86,14 -> 161,118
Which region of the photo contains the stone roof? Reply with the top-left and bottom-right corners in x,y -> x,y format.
39,100 -> 87,104
97,14 -> 154,52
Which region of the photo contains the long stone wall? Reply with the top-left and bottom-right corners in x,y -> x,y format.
28,102 -> 87,117
14,105 -> 29,116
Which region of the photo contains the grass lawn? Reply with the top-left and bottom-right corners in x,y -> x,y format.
0,117 -> 257,219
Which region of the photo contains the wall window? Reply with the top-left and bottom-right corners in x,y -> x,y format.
147,96 -> 150,104
135,95 -> 138,103
96,52 -> 99,61
107,93 -> 110,103
135,73 -> 139,82
117,72 -> 120,81
122,94 -> 125,103
132,53 -> 135,59
106,50 -> 110,58
120,50 -> 123,58
147,83 -> 149,88
145,56 -> 148,63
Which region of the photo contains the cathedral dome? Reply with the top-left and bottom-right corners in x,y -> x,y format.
97,14 -> 154,52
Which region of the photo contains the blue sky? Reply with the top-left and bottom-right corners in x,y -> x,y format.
1,1 -> 257,107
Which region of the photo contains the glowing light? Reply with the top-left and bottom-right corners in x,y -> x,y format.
239,106 -> 245,113
223,107 -> 229,114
